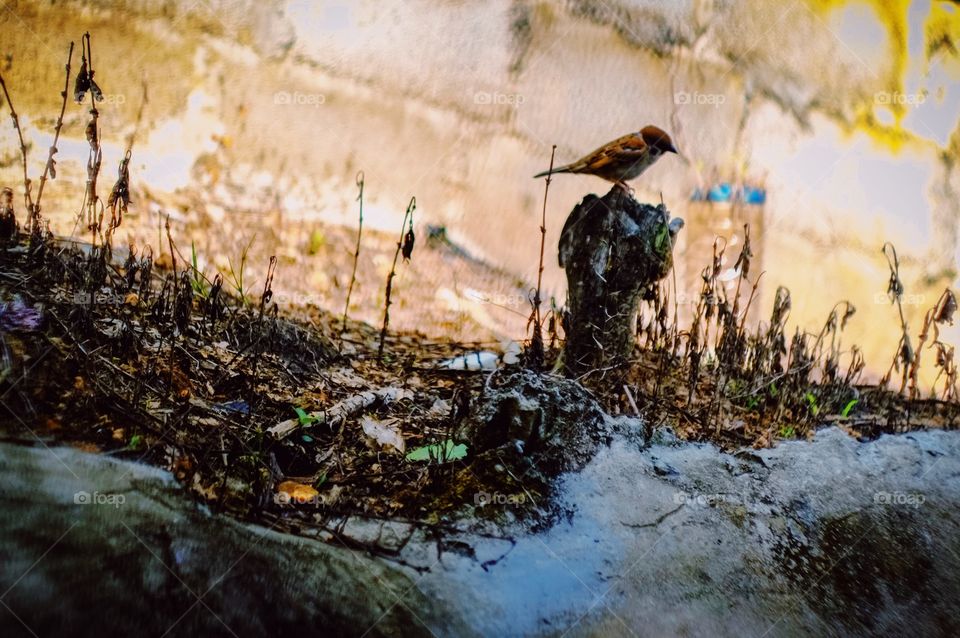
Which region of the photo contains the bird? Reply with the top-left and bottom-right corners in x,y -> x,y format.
533,125 -> 678,189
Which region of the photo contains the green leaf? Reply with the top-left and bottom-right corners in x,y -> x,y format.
314,473 -> 327,488
190,241 -> 208,298
405,440 -> 468,463
804,392 -> 820,417
128,434 -> 144,451
307,229 -> 326,255
653,223 -> 670,255
841,399 -> 859,418
294,407 -> 318,426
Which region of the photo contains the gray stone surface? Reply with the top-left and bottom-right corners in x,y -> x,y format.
0,443 -> 452,637
402,426 -> 960,637
2,426 -> 959,637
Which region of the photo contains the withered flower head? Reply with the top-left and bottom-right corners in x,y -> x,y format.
85,118 -> 98,147
74,58 -> 90,103
841,302 -> 856,329
935,289 -> 957,325
886,271 -> 904,301
74,32 -> 104,103
89,76 -> 104,102
108,151 -> 132,215
401,224 -> 415,262
0,186 -> 17,240
400,196 -> 416,261
900,335 -> 915,366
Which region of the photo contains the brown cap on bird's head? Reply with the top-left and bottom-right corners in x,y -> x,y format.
640,125 -> 678,154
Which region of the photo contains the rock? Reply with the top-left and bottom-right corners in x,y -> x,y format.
467,368 -> 614,474
402,428 -> 960,636
3,424 -> 959,637
0,443 -> 452,637
649,424 -> 682,446
651,458 -> 679,476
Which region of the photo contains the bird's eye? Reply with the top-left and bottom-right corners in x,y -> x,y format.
650,147 -> 661,156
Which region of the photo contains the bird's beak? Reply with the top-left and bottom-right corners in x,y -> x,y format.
667,144 -> 678,154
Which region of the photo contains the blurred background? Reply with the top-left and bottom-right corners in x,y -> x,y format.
1,0 -> 958,382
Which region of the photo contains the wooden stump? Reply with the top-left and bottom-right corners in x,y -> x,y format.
559,186 -> 684,376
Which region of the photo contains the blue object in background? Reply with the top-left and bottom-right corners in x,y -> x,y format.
707,183 -> 733,203
214,400 -> 251,415
690,183 -> 766,205
743,185 -> 767,205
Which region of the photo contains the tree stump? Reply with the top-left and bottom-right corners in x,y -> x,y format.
559,186 -> 684,376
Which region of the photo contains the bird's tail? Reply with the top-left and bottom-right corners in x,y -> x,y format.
533,165 -> 572,179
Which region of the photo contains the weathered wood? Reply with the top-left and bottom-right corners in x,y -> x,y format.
559,186 -> 683,376
268,387 -> 414,439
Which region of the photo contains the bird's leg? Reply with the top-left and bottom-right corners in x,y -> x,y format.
613,180 -> 634,197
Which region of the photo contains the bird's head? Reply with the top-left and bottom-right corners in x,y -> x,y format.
640,125 -> 678,157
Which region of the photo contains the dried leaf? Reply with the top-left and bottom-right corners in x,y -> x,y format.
277,480 -> 319,505
360,416 -> 405,453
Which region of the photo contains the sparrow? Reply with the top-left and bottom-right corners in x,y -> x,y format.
534,125 -> 678,189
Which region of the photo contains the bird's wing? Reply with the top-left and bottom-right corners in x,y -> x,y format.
564,132 -> 648,173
